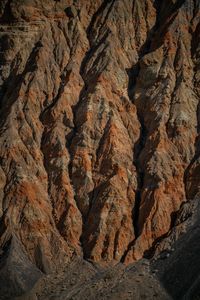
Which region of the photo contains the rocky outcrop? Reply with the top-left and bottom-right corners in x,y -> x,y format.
0,0 -> 200,294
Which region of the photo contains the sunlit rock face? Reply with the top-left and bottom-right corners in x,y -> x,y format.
0,0 -> 199,291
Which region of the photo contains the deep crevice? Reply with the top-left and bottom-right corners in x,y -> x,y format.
0,40 -> 42,128
86,0 -> 114,47
124,0 -> 185,257
120,239 -> 135,263
132,116 -> 147,239
40,65 -> 72,123
123,0 -> 179,260
0,0 -> 16,24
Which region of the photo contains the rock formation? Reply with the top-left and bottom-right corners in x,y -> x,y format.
0,0 -> 199,298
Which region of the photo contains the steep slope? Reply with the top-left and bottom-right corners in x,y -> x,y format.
0,0 -> 200,298
151,193 -> 200,299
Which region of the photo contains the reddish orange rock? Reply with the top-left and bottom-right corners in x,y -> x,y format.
0,0 -> 199,287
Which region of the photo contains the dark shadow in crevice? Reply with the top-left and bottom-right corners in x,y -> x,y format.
143,210 -> 180,259
0,41 -> 42,130
0,0 -> 16,24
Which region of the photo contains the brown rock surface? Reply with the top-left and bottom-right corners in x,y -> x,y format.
0,0 -> 200,298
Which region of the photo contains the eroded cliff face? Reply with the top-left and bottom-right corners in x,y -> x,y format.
0,0 -> 199,279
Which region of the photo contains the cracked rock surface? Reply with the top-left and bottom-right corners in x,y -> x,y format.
0,0 -> 200,299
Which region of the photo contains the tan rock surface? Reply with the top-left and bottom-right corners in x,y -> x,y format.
0,0 -> 200,298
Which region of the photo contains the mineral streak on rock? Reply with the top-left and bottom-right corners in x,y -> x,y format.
0,0 -> 199,289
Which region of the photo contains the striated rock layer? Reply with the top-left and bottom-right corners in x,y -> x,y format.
0,0 -> 199,288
